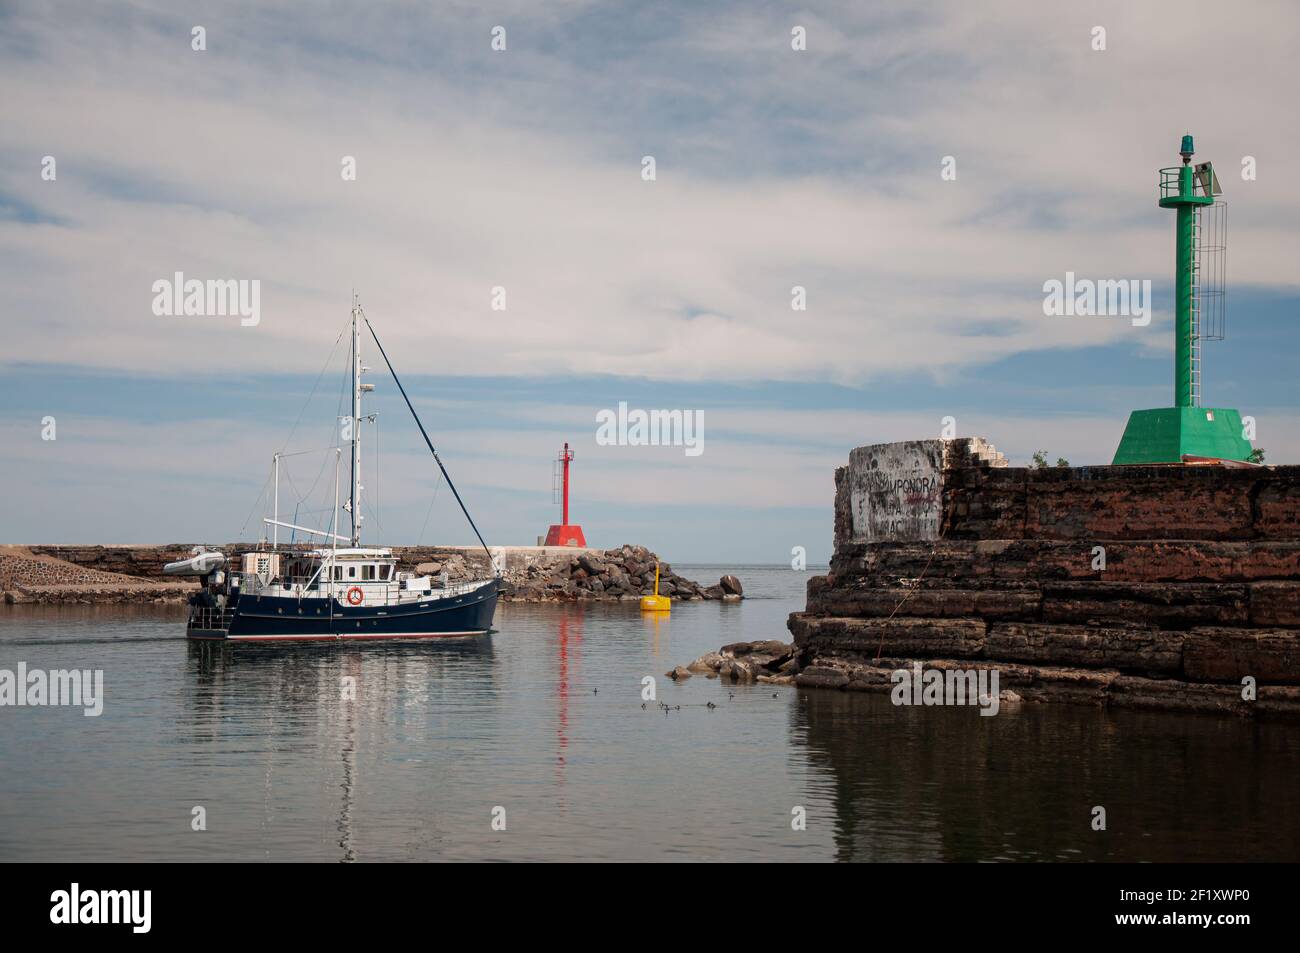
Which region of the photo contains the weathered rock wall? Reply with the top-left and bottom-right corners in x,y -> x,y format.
790,438 -> 1300,716
1,546 -> 196,605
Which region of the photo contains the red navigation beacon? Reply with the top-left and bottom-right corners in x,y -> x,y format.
544,442 -> 587,547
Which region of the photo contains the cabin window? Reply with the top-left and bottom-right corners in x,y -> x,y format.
333,566 -> 343,580
348,566 -> 356,579
379,565 -> 391,581
362,564 -> 375,581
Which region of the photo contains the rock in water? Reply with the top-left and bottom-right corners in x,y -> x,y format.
720,575 -> 743,596
675,642 -> 798,684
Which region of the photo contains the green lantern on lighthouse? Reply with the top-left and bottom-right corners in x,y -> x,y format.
1112,135 -> 1254,464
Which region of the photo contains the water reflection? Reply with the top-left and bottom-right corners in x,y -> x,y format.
184,637 -> 498,862
338,688 -> 356,863
3,571 -> 1295,862
641,611 -> 667,658
795,688 -> 1300,862
553,612 -> 580,786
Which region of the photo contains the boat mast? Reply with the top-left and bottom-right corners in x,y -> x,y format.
350,296 -> 363,547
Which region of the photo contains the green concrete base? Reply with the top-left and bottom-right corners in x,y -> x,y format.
1113,407 -> 1254,465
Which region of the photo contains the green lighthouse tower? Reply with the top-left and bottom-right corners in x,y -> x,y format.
1112,135 -> 1254,464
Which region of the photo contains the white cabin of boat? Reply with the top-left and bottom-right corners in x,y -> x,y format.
233,547 -> 479,606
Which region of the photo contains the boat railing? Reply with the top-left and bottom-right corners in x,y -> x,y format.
233,572 -> 327,595
396,579 -> 492,599
187,605 -> 234,631
229,573 -> 490,603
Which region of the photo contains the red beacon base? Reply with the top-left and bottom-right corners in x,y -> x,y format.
544,524 -> 587,547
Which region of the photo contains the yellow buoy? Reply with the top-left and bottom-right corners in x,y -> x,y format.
640,563 -> 671,612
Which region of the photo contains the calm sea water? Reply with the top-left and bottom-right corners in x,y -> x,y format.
1,565 -> 1296,862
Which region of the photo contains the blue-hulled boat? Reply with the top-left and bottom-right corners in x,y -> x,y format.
174,299 -> 499,641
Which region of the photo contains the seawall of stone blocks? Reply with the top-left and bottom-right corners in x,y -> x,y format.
791,438 -> 1300,716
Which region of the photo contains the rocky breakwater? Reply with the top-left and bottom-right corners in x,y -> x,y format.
21,543 -> 741,605
399,544 -> 742,603
784,437 -> 1300,717
1,546 -> 195,605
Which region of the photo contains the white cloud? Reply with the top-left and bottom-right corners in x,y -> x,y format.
2,2 -> 1296,556
3,0 -> 1297,387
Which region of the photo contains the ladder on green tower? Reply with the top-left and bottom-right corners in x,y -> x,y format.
1189,208 -> 1201,406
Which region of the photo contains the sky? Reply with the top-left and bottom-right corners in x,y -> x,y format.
1,0 -> 1298,563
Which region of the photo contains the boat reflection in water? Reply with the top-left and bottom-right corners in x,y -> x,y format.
185,637 -> 497,862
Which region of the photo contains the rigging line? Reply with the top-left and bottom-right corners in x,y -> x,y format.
279,467 -> 325,538
252,320 -> 347,547
315,335 -> 351,483
362,313 -> 495,570
274,445 -> 347,498
417,472 -> 445,546
301,442 -> 335,506
283,447 -> 330,517
357,413 -> 381,536
362,495 -> 384,537
270,450 -> 329,542
359,419 -> 384,536
314,343 -> 354,495
283,341 -> 353,532
267,448 -> 340,548
239,466 -> 276,538
279,321 -> 349,454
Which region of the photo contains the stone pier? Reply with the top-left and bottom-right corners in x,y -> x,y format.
787,438 -> 1300,717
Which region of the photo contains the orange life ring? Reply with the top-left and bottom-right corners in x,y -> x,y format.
346,586 -> 364,606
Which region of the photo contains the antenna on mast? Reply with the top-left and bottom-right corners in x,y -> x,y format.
348,294 -> 368,546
